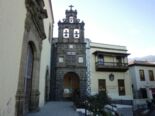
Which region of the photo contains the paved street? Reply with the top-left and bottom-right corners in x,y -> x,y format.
117,107 -> 133,116
26,101 -> 137,116
133,108 -> 155,116
150,109 -> 155,116
27,102 -> 80,116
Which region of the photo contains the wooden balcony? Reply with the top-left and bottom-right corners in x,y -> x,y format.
95,61 -> 128,72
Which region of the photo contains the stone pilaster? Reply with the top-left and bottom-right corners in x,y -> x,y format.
15,90 -> 25,116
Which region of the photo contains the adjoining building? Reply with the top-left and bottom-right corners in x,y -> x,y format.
0,0 -> 54,116
129,61 -> 155,100
88,42 -> 133,104
39,0 -> 54,107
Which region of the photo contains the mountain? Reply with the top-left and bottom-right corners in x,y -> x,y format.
129,55 -> 155,62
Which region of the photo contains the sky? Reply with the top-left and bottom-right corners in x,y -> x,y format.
51,0 -> 155,58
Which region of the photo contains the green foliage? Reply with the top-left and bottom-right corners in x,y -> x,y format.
74,91 -> 111,115
86,91 -> 111,115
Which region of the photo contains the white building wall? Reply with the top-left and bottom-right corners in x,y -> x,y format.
90,42 -> 128,54
130,66 -> 155,91
129,64 -> 155,107
89,42 -> 133,100
39,0 -> 54,107
0,0 -> 26,116
129,67 -> 138,92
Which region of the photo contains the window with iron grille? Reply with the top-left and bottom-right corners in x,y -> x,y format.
118,79 -> 125,96
139,70 -> 145,81
97,54 -> 104,64
98,79 -> 106,93
149,70 -> 154,81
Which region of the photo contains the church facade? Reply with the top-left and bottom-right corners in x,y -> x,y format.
0,0 -> 54,116
51,6 -> 87,100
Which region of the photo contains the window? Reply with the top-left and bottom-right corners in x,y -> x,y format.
73,29 -> 80,38
98,54 -> 104,64
67,55 -> 76,65
118,79 -> 125,96
69,44 -> 74,49
63,28 -> 69,38
116,56 -> 122,66
69,16 -> 74,23
66,52 -> 76,65
98,79 -> 106,93
140,88 -> 147,98
78,57 -> 83,63
149,70 -> 154,81
58,57 -> 64,63
67,52 -> 76,55
139,70 -> 145,81
48,24 -> 52,42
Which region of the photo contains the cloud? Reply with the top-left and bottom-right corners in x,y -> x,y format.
128,47 -> 155,58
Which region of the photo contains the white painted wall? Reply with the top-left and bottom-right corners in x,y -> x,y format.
0,0 -> 26,116
39,0 -> 54,107
129,65 -> 155,94
89,42 -> 133,100
90,42 -> 128,54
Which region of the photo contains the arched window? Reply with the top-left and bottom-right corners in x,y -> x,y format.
63,28 -> 69,38
69,16 -> 74,23
74,29 -> 80,38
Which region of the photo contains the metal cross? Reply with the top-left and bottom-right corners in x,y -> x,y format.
69,5 -> 74,10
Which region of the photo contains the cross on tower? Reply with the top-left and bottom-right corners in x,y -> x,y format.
69,5 -> 74,10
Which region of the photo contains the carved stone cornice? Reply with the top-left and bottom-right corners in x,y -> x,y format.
25,0 -> 47,40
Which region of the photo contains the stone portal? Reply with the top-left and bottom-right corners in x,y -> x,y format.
63,72 -> 80,100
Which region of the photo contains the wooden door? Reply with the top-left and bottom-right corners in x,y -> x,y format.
24,44 -> 34,113
63,72 -> 79,99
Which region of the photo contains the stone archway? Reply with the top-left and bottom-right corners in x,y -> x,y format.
16,39 -> 41,116
15,0 -> 47,115
63,72 -> 80,100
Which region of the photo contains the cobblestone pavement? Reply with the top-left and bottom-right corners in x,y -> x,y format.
27,101 -> 80,116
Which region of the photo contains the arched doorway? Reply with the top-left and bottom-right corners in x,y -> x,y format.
63,72 -> 80,100
24,43 -> 34,113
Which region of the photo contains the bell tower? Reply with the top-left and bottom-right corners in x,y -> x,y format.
58,5 -> 85,43
51,6 -> 87,100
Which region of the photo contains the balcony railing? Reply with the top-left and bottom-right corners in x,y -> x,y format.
95,61 -> 128,72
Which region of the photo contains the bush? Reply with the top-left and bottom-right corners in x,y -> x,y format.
86,91 -> 111,114
74,91 -> 111,115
